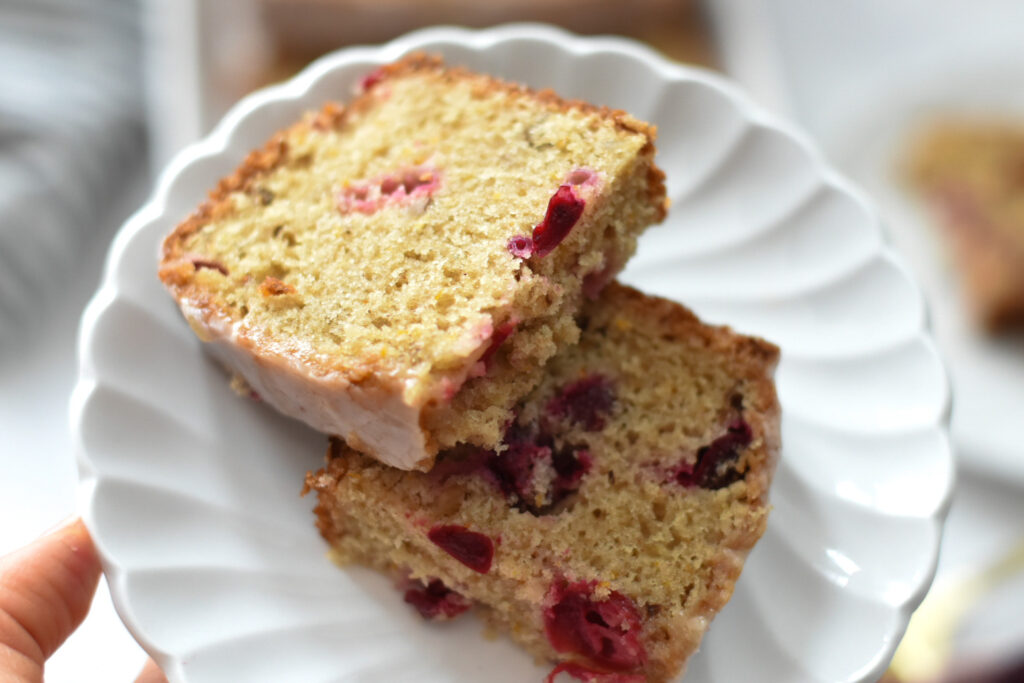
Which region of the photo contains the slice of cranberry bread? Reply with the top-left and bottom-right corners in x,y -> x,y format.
906,119 -> 1024,330
159,54 -> 667,471
306,283 -> 780,682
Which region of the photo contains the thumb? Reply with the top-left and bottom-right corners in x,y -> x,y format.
135,657 -> 170,683
0,518 -> 101,681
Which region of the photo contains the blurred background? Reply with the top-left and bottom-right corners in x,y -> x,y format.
1,0 -> 1022,681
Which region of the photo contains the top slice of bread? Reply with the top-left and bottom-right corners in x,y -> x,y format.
159,55 -> 666,469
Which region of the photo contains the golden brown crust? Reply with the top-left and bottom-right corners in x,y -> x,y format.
159,106 -> 344,290
157,100 -> 400,386
259,276 -> 297,296
370,54 -> 669,219
305,438 -> 348,546
161,136 -> 287,272
646,163 -> 669,223
373,53 -> 659,138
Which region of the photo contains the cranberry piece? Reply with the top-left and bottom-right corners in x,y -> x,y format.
337,184 -> 376,214
549,446 -> 592,505
429,446 -> 493,481
547,375 -> 615,432
545,662 -> 645,683
402,169 -> 435,194
337,166 -> 440,214
676,419 -> 753,489
507,235 -> 535,258
488,441 -> 550,502
190,257 -> 228,276
502,418 -> 535,446
552,447 -> 592,492
544,582 -> 646,672
487,435 -> 590,515
427,525 -> 494,573
565,167 -> 596,186
432,421 -> 592,514
532,185 -> 585,257
403,578 -> 471,620
582,260 -> 616,300
478,321 -> 517,370
359,67 -> 386,91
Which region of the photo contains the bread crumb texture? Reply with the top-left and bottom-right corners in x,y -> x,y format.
308,284 -> 780,682
161,55 -> 666,452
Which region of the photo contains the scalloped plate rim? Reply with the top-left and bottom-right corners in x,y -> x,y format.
72,23 -> 954,683
826,52 -> 1024,488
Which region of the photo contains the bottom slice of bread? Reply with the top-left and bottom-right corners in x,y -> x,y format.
305,283 -> 780,682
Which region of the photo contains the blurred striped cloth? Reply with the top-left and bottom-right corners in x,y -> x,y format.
0,0 -> 144,346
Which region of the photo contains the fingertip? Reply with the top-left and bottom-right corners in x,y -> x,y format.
55,519 -> 101,576
135,657 -> 170,683
0,517 -> 103,662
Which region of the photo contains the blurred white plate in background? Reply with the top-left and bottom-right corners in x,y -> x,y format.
73,24 -> 953,683
834,54 -> 1024,488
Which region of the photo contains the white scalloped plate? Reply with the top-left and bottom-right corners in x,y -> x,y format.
73,25 -> 954,683
826,55 -> 1024,488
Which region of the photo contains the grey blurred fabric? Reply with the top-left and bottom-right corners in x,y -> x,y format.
0,0 -> 144,346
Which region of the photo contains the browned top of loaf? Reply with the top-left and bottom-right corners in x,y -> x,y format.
161,53 -> 665,268
375,54 -> 662,142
